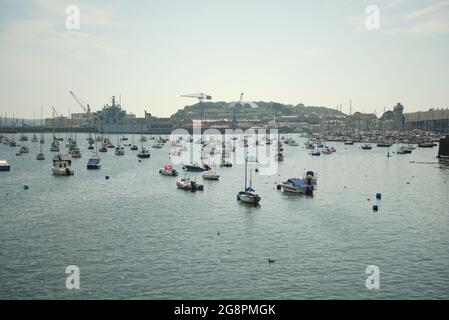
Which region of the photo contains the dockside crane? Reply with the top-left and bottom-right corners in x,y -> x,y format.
69,91 -> 91,113
180,92 -> 212,103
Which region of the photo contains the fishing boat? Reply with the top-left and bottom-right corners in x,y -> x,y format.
278,178 -> 314,195
159,164 -> 178,176
87,155 -> 101,169
361,144 -> 372,150
237,156 -> 261,206
303,170 -> 318,185
0,160 -> 10,171
176,177 -> 204,191
52,159 -> 74,176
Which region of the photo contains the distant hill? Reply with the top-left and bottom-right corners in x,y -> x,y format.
171,101 -> 345,120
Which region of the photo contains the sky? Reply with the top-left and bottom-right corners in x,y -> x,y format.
0,0 -> 448,119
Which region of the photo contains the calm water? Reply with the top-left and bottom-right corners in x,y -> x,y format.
1,134 -> 449,299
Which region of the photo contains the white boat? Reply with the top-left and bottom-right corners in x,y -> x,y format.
115,146 -> 125,155
397,146 -> 412,154
0,160 -> 11,171
152,143 -> 163,149
303,170 -> 318,185
70,148 -> 82,158
202,169 -> 220,180
322,147 -> 332,154
50,141 -> 60,152
237,156 -> 261,206
52,160 -> 74,176
279,178 -> 314,195
137,148 -> 150,158
176,177 -> 204,191
159,164 -> 178,176
19,145 -> 29,154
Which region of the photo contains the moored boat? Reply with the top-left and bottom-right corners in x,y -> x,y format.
159,164 -> 178,176
278,178 -> 314,195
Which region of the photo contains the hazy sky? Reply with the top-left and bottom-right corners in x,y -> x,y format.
0,0 -> 448,118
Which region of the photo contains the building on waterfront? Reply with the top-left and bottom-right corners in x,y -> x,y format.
405,108 -> 449,133
393,103 -> 405,131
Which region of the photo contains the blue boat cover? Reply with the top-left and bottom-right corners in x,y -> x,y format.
88,159 -> 100,165
287,178 -> 308,188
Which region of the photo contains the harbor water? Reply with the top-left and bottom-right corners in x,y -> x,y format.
1,134 -> 448,299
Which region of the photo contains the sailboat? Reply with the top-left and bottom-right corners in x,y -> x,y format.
130,134 -> 138,150
237,155 -> 261,206
36,107 -> 45,160
115,135 -> 125,155
137,124 -> 150,158
31,112 -> 39,142
87,134 -> 102,169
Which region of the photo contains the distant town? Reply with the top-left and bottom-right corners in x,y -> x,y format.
1,95 -> 448,136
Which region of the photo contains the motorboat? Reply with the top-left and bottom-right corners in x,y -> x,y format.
0,160 -> 10,172
152,143 -> 163,149
344,140 -> 354,145
36,152 -> 45,160
322,147 -> 332,154
137,148 -> 151,158
397,146 -> 412,154
159,164 -> 178,176
50,141 -> 60,152
87,155 -> 101,169
176,177 -> 204,191
70,147 -> 82,158
19,145 -> 29,154
361,144 -> 372,150
303,170 -> 318,185
115,146 -> 125,155
99,144 -> 108,152
139,136 -> 148,142
311,151 -> 321,156
278,178 -> 314,195
183,162 -> 205,172
377,142 -> 392,147
9,140 -> 17,147
418,141 -> 434,148
52,160 -> 74,176
53,154 -> 72,165
202,169 -> 220,180
130,144 -> 138,150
